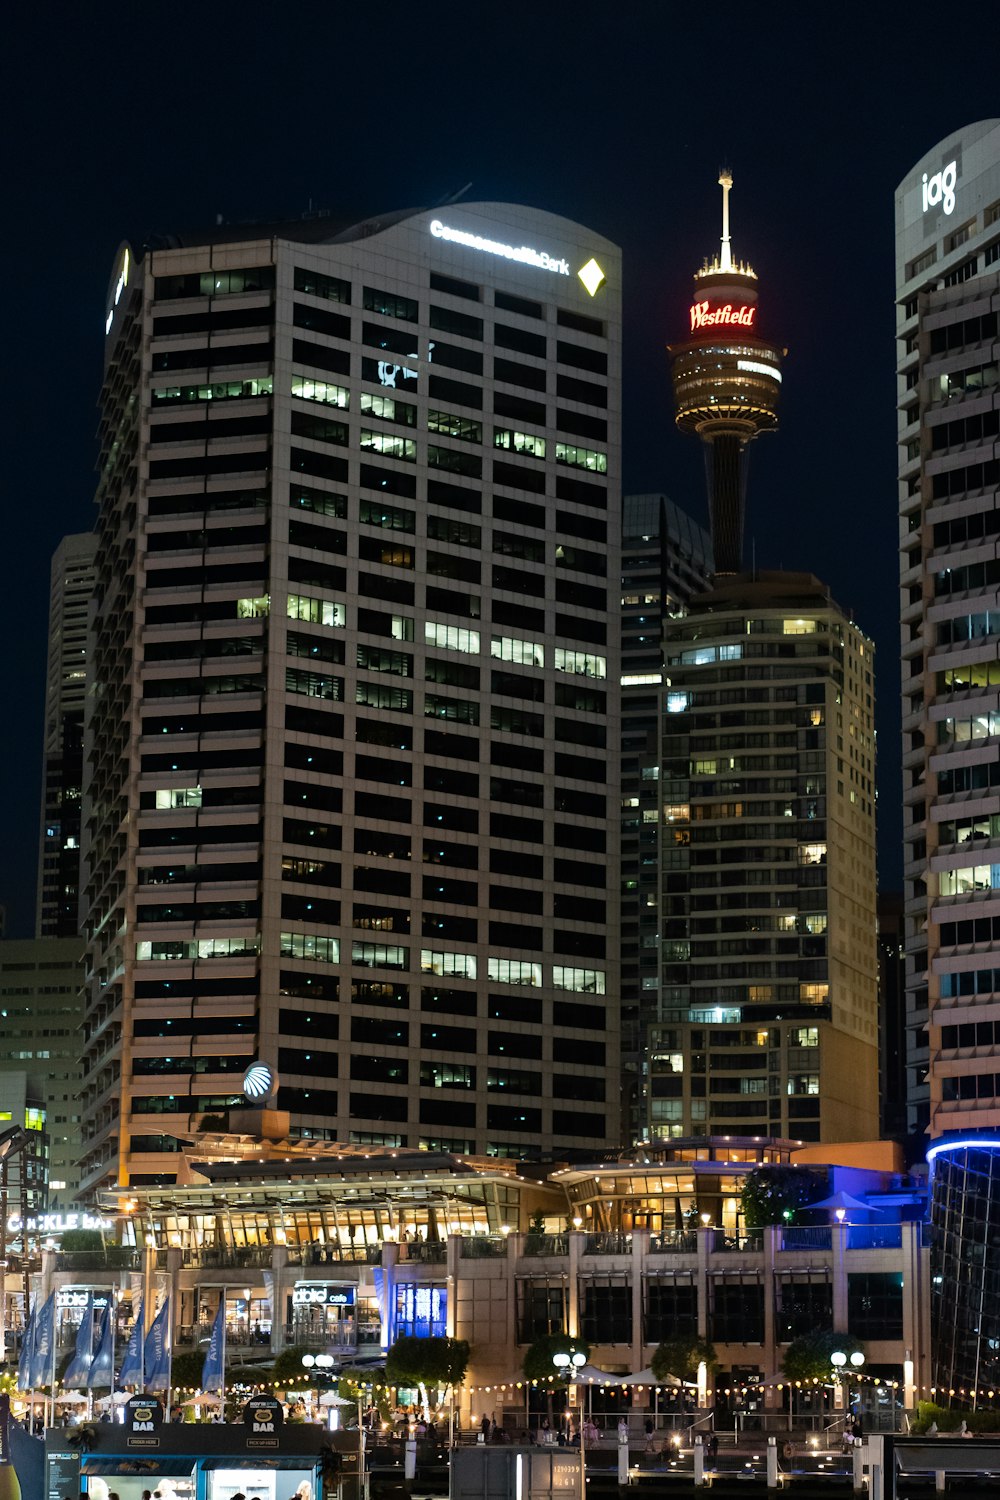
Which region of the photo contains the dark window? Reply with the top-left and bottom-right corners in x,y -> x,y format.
360,462 -> 417,498
422,839 -> 478,869
557,508 -> 606,542
492,494 -> 545,529
490,847 -> 543,879
364,287 -> 418,321
428,446 -> 482,478
295,267 -> 351,304
354,828 -> 411,859
420,1022 -> 477,1052
487,1103 -> 541,1131
494,599 -> 544,631
776,1280 -> 833,1341
292,338 -> 350,376
428,515 -> 482,547
579,1283 -> 631,1343
294,302 -> 350,340
350,1091 -> 408,1121
356,752 -> 412,786
556,339 -> 607,374
847,1273 -> 903,1339
643,1283 -> 697,1343
488,1027 -> 542,1056
363,322 -> 418,357
351,1016 -> 409,1046
359,498 -> 415,531
430,305 -> 483,340
557,407 -> 608,441
494,390 -> 547,425
711,1281 -> 764,1342
494,290 -> 542,319
430,271 -> 480,302
424,729 -> 480,761
358,571 -> 415,606
291,447 -> 349,484
354,865 -> 411,897
422,875 -> 478,904
432,342 -> 484,375
356,717 -> 413,751
426,585 -> 480,618
351,1056 -> 410,1084
553,857 -> 605,889
491,742 -> 544,773
493,565 -> 544,597
555,473 -> 606,508
425,803 -> 479,833
490,920 -> 541,949
422,987 -> 477,1015
426,477 -> 482,514
422,911 -> 477,941
557,308 -> 604,337
495,323 -> 547,358
428,374 -> 483,409
557,373 -> 607,407
495,356 -> 546,391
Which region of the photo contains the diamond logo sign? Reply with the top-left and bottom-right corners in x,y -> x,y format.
577,258 -> 606,297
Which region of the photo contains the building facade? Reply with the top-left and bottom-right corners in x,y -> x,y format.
30,1135 -> 929,1424
895,119 -> 1000,1393
0,937 -> 84,1201
80,204 -> 622,1194
620,495 -> 712,1144
36,531 -> 97,938
648,573 -> 879,1143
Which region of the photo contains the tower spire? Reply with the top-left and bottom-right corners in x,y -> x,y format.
718,169 -> 733,274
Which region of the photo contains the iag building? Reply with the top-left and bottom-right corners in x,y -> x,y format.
896,119 -> 1000,1395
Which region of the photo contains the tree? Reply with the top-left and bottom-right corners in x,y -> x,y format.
782,1330 -> 865,1382
651,1336 -> 717,1382
172,1349 -> 209,1391
271,1345 -> 318,1390
522,1333 -> 591,1385
741,1166 -> 822,1227
386,1335 -> 470,1419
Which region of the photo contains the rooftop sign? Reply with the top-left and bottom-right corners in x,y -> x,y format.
690,300 -> 756,332
430,218 -> 570,276
923,161 -> 957,216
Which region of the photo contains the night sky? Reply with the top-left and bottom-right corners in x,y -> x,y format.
3,3 -> 997,936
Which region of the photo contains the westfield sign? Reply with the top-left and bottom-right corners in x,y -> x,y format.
690,300 -> 756,332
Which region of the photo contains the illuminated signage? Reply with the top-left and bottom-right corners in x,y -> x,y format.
737,359 -> 782,382
292,1284 -> 355,1306
8,1212 -> 112,1235
243,1061 -> 274,1101
430,218 -> 570,276
690,300 -> 756,332
922,161 -> 957,216
105,247 -> 130,335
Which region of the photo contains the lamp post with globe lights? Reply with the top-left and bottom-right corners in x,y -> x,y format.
831,1349 -> 865,1434
554,1349 -> 587,1500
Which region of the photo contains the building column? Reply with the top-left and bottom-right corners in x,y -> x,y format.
568,1231 -> 581,1339
632,1231 -> 645,1371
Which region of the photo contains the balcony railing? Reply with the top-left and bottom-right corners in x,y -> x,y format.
55,1248 -> 141,1272
779,1226 -> 832,1252
286,1244 -> 383,1266
846,1224 -> 903,1250
183,1245 -> 277,1269
397,1240 -> 446,1264
649,1231 -> 697,1254
521,1233 -> 568,1258
712,1229 -> 765,1254
459,1235 -> 508,1259
583,1232 -> 632,1256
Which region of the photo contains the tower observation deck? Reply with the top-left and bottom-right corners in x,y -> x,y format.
668,173 -> 784,574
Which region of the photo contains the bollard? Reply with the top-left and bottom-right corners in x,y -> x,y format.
767,1435 -> 778,1491
618,1425 -> 630,1486
404,1437 -> 417,1480
694,1436 -> 705,1488
935,1471 -> 946,1492
853,1439 -> 865,1494
867,1434 -> 884,1500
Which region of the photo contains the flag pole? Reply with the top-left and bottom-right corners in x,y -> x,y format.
220,1296 -> 227,1424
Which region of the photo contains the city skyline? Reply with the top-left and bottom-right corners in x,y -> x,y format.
4,9 -> 999,932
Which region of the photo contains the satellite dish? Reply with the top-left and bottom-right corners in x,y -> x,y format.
243,1062 -> 276,1103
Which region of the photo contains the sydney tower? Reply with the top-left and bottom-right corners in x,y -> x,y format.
668,172 -> 784,574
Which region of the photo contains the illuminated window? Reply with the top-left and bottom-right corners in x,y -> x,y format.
787,1074 -> 820,1095
24,1108 -> 44,1131
491,636 -> 544,668
426,622 -> 480,654
359,391 -> 417,425
352,942 -> 408,969
552,967 -> 606,994
666,691 -> 690,713
804,915 -> 828,934
360,431 -> 416,460
494,428 -> 546,457
792,1027 -> 819,1047
237,596 -> 270,618
292,375 -> 349,408
421,949 -> 477,978
154,787 -> 201,810
663,804 -> 689,823
281,932 -> 340,963
783,618 -> 818,635
798,844 -> 827,866
748,986 -> 773,1003
555,442 -> 607,473
799,984 -> 829,1005
287,594 -> 345,628
554,647 -> 606,678
488,958 -> 542,986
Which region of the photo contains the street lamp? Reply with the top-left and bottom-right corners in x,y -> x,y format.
554,1350 -> 587,1500
831,1351 -> 865,1430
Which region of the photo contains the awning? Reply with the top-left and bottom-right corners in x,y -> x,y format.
201,1457 -> 322,1470
84,1460 -> 197,1476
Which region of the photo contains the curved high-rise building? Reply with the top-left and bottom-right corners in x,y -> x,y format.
668,173 -> 783,573
895,118 -> 1000,1395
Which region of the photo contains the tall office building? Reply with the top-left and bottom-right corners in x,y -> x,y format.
36,531 -> 97,937
80,204 -> 622,1194
896,119 -> 1000,1391
647,573 -> 879,1142
620,494 -> 712,1142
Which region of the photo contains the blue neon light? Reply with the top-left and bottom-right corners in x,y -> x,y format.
926,1137 -> 1000,1162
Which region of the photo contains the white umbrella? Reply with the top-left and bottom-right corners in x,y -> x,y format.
623,1367 -> 692,1388
319,1392 -> 354,1407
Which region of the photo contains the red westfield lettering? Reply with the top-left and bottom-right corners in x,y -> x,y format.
689,301 -> 756,331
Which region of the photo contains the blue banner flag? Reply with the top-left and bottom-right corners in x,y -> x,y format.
62,1293 -> 94,1388
88,1300 -> 114,1387
144,1297 -> 171,1392
118,1298 -> 144,1387
31,1293 -> 56,1390
17,1299 -> 36,1392
201,1301 -> 226,1394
